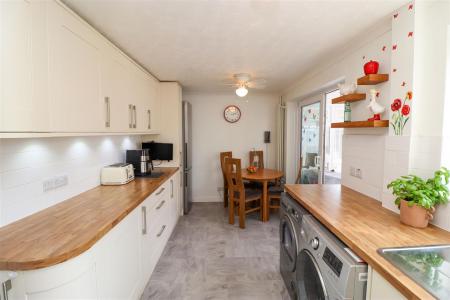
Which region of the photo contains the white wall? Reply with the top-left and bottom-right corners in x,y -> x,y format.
283,21 -> 392,200
0,135 -> 141,226
185,92 -> 279,202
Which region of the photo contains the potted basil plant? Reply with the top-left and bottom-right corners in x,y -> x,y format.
387,167 -> 450,228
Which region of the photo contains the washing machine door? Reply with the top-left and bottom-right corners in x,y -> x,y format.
280,214 -> 298,272
296,249 -> 328,300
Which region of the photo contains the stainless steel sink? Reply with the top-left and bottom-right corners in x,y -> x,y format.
378,245 -> 450,299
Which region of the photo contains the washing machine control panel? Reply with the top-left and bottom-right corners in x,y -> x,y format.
322,247 -> 343,277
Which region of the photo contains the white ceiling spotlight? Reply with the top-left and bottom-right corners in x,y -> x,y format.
224,73 -> 267,98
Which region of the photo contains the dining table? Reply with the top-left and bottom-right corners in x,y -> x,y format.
241,168 -> 284,222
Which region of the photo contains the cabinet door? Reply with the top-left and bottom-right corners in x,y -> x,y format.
48,2 -> 102,132
96,208 -> 141,300
0,0 -> 49,132
100,51 -> 132,132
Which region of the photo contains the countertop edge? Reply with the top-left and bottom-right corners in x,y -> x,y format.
0,167 -> 179,271
284,184 -> 435,300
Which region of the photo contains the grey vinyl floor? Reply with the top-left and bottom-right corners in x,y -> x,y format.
140,202 -> 289,300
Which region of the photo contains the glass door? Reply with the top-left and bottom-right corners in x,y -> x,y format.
299,101 -> 322,184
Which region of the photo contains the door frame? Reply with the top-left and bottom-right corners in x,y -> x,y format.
298,95 -> 325,184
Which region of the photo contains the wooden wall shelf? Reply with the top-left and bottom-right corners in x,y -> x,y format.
331,120 -> 389,128
332,93 -> 366,104
357,74 -> 389,85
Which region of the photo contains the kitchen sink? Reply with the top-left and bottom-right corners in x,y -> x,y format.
378,245 -> 450,299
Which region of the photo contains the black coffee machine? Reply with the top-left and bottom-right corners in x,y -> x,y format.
126,149 -> 153,177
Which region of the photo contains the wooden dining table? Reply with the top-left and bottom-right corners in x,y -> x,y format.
241,168 -> 284,222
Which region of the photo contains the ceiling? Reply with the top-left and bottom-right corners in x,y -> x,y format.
64,0 -> 407,93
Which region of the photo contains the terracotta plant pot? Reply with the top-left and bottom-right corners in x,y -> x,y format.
399,199 -> 435,228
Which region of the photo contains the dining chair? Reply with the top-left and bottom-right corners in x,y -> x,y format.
220,151 -> 233,207
268,177 -> 285,210
225,158 -> 262,229
249,150 -> 264,169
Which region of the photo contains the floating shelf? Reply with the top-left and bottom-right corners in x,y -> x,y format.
332,93 -> 366,104
331,120 -> 389,128
357,74 -> 389,85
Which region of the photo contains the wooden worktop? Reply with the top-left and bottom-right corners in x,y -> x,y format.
285,184 -> 450,300
0,167 -> 178,271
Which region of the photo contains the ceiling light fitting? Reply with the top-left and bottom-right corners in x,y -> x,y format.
235,85 -> 248,97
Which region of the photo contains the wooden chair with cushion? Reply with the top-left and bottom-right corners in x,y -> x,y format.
268,177 -> 285,210
249,150 -> 264,169
225,158 -> 262,229
220,151 -> 233,207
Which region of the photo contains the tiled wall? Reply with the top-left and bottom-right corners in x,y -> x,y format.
341,134 -> 385,200
0,135 -> 141,226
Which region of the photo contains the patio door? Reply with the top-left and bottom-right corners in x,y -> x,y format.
299,99 -> 323,184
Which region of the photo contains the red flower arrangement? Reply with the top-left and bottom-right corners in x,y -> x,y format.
391,91 -> 412,135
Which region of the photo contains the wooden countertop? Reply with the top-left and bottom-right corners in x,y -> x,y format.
0,167 -> 179,271
285,184 -> 450,300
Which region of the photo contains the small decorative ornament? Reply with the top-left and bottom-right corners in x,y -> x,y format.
338,83 -> 357,95
223,105 -> 241,123
390,91 -> 412,135
367,89 -> 385,121
363,60 -> 379,75
344,102 -> 351,122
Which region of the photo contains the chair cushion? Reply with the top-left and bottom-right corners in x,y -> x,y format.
268,185 -> 284,194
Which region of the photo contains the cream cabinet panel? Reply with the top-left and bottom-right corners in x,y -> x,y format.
366,266 -> 406,300
96,208 -> 142,300
100,51 -> 133,132
0,0 -> 49,132
48,2 -> 102,132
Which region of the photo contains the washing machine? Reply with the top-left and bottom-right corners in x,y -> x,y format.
296,215 -> 368,300
280,193 -> 310,300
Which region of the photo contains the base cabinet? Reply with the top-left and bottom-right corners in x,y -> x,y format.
0,171 -> 180,300
366,266 -> 407,300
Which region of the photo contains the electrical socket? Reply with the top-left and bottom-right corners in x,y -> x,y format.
350,166 -> 356,177
43,175 -> 68,192
350,167 -> 362,179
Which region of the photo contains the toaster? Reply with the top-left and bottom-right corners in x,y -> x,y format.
101,163 -> 135,185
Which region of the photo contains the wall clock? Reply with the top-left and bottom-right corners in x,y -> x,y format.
224,105 -> 241,123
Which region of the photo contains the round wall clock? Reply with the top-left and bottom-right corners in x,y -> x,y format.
224,105 -> 241,123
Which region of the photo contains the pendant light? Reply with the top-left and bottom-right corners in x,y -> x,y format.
235,85 -> 248,97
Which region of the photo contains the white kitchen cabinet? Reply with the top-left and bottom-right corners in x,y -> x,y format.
95,208 -> 142,300
0,0 -> 50,132
140,171 -> 179,283
1,0 -> 165,137
366,266 -> 407,300
47,1 -> 103,132
100,50 -> 133,132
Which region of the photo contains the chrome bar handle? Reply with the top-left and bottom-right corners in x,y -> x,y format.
170,179 -> 173,198
156,200 -> 165,210
129,104 -> 133,129
104,97 -> 110,128
156,225 -> 166,237
141,206 -> 147,235
2,279 -> 11,300
147,109 -> 151,129
133,105 -> 137,128
156,187 -> 165,195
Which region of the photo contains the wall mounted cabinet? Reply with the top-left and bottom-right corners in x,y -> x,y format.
0,0 -> 162,136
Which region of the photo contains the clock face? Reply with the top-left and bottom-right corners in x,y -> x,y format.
224,105 -> 241,123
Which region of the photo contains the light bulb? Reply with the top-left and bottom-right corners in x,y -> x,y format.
235,86 -> 248,97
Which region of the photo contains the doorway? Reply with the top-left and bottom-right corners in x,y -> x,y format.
298,89 -> 343,184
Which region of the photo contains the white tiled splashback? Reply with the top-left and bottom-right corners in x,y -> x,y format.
0,136 -> 141,227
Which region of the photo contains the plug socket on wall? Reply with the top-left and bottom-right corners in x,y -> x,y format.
43,175 -> 69,192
